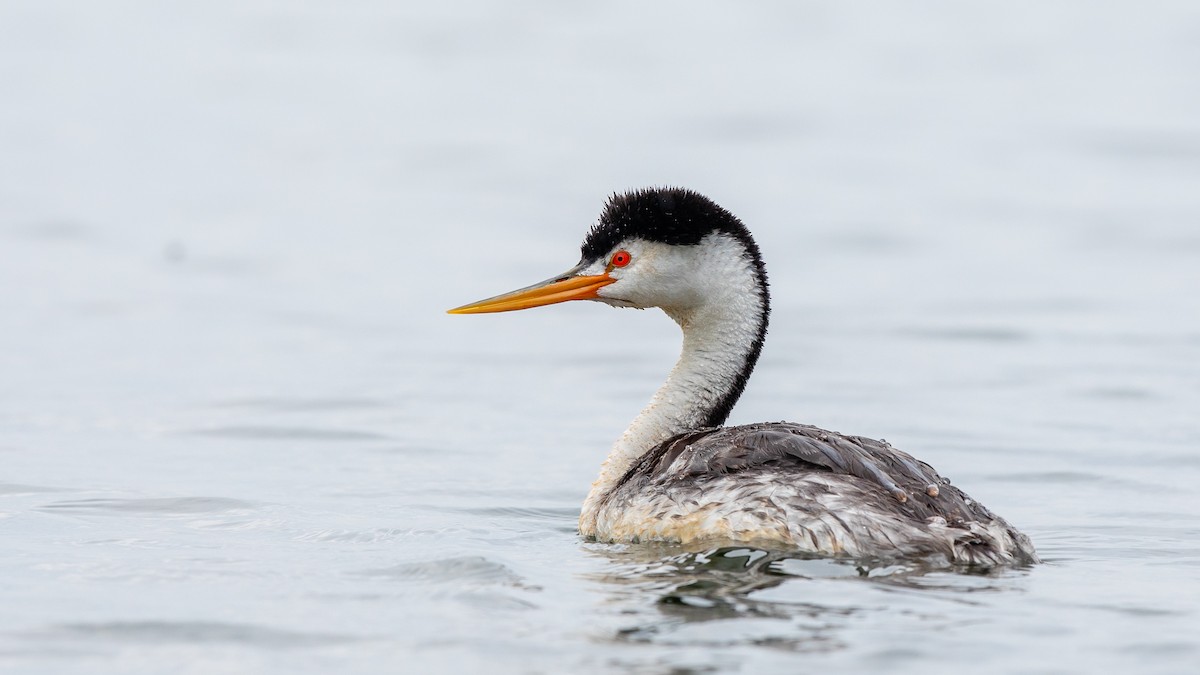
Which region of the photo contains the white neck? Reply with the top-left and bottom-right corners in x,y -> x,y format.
579,239 -> 766,535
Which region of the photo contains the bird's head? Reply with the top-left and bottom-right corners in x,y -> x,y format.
448,187 -> 766,320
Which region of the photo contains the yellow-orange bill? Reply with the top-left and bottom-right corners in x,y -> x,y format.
447,271 -> 615,314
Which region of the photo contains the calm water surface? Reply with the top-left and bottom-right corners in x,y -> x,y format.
2,2 -> 1199,673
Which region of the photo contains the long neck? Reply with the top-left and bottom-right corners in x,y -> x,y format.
580,253 -> 768,533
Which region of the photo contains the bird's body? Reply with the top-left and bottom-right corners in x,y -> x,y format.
450,187 -> 1038,566
589,423 -> 1034,565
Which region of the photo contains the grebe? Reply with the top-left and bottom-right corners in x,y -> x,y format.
449,188 -> 1037,566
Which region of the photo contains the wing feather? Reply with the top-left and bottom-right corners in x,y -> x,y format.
622,422 -> 996,525
600,422 -> 1036,564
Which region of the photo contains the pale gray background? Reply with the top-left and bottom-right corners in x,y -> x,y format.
2,1 -> 1198,673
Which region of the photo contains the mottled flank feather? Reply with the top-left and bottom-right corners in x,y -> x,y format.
592,422 -> 1038,566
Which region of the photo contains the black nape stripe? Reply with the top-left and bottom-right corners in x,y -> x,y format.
582,187 -> 771,427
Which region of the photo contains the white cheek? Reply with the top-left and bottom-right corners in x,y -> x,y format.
643,257 -> 697,307
596,270 -> 635,304
595,243 -> 700,309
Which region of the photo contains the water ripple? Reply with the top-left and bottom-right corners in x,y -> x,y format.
897,326 -> 1030,343
180,426 -> 389,441
21,621 -> 360,649
354,556 -> 524,586
38,497 -> 257,516
209,397 -> 389,413
0,483 -> 71,496
448,505 -> 579,523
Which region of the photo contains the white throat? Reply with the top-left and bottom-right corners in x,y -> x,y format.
579,234 -> 766,535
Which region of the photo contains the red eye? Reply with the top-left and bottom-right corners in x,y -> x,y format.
611,250 -> 632,268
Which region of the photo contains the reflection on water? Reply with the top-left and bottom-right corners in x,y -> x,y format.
587,545 -> 1031,655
